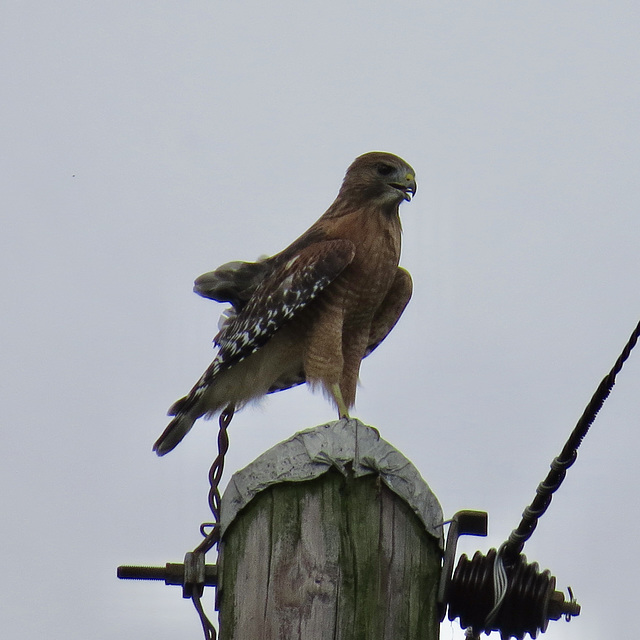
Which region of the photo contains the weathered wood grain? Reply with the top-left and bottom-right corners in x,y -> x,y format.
218,469 -> 441,640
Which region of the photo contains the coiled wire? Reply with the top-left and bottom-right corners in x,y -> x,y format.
191,407 -> 235,640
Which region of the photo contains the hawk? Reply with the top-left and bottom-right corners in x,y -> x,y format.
153,151 -> 416,455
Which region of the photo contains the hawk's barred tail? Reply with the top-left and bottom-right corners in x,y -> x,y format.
153,408 -> 198,456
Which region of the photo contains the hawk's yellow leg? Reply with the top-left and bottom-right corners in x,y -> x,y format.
330,383 -> 350,419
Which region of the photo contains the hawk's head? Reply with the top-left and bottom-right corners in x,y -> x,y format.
339,151 -> 416,207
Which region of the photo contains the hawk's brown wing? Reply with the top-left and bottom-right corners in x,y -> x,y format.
266,266 -> 412,394
364,267 -> 413,357
166,238 -> 355,416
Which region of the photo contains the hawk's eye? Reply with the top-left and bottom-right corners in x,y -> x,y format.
376,163 -> 394,176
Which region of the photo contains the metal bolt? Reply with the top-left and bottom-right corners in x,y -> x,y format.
547,588 -> 581,621
117,562 -> 217,590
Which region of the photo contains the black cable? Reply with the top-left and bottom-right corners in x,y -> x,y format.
503,317 -> 640,561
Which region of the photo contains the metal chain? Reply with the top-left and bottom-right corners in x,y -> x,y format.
191,406 -> 235,639
503,317 -> 640,562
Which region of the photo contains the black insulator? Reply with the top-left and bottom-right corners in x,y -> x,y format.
447,549 -> 557,640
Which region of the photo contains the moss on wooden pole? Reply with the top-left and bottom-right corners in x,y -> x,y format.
217,419 -> 443,640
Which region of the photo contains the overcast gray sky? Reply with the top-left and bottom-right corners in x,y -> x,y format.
3,2 -> 640,639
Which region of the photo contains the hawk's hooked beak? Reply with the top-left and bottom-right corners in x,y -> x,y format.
391,174 -> 417,202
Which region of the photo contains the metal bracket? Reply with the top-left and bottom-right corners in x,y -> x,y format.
437,509 -> 489,620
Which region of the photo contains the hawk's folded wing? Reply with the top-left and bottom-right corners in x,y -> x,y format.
166,238 -> 355,416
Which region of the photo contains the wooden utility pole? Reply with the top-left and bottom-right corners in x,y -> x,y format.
216,419 -> 443,640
